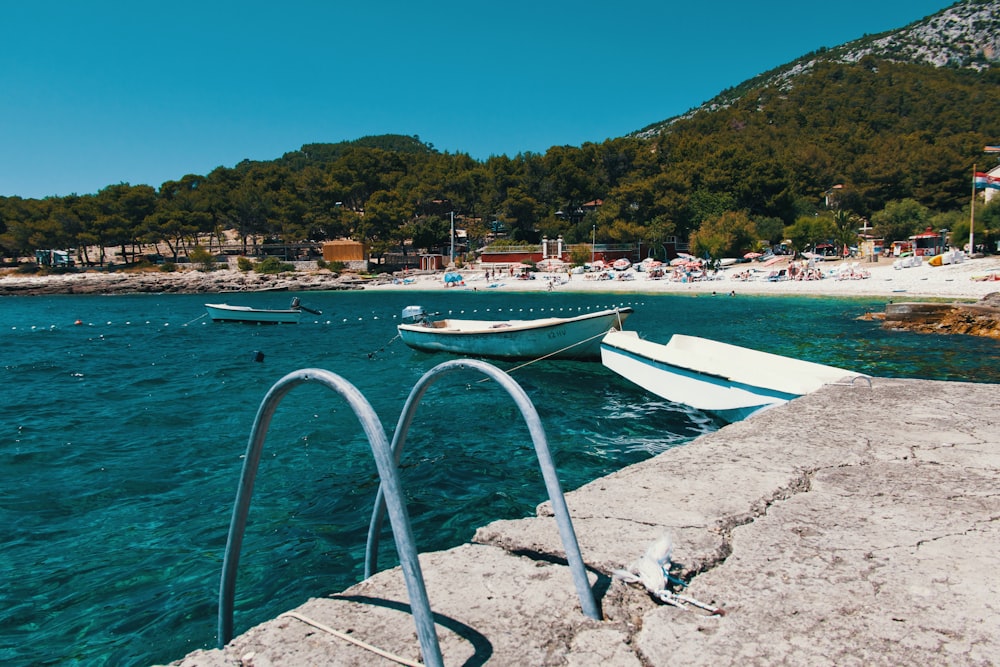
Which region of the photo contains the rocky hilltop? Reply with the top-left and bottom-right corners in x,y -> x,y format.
638,0 -> 1000,135
832,0 -> 999,70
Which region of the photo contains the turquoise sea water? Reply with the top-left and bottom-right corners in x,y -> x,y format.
2,289 -> 998,666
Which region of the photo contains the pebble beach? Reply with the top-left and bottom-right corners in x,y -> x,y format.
3,256 -> 1000,301
373,256 -> 1000,301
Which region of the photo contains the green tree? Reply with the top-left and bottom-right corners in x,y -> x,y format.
0,197 -> 50,258
686,190 -> 737,230
360,189 -> 410,260
689,211 -> 757,258
500,186 -> 545,242
607,219 -> 645,246
948,201 -> 1000,253
92,184 -> 157,264
784,215 -> 838,254
977,199 -> 1000,252
407,215 -> 450,253
188,244 -> 216,271
832,209 -> 863,254
755,216 -> 786,246
151,176 -> 214,260
870,198 -> 931,243
229,182 -> 270,254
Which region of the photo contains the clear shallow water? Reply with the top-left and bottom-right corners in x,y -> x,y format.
2,290 -> 997,665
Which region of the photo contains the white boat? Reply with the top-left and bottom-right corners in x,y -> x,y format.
601,330 -> 859,423
205,297 -> 321,324
397,306 -> 633,361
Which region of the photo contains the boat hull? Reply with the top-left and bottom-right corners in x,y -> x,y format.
601,330 -> 855,422
205,303 -> 302,324
397,308 -> 632,361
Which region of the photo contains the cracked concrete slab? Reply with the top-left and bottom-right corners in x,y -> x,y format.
166,378 -> 1000,665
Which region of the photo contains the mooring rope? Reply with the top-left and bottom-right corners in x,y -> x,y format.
280,611 -> 424,667
472,307 -> 630,379
180,312 -> 208,327
497,327 -> 615,376
368,333 -> 401,359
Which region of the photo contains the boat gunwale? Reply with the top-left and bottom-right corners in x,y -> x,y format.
205,303 -> 302,315
397,307 -> 633,337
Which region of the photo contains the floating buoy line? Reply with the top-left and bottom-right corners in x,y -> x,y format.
8,302 -> 646,332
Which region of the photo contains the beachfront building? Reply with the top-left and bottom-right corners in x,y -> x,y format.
909,227 -> 946,257
322,240 -> 369,270
479,237 -> 640,268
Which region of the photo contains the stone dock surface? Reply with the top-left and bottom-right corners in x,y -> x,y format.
167,377 -> 1000,666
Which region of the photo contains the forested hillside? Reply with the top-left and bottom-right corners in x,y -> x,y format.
2,1 -> 999,264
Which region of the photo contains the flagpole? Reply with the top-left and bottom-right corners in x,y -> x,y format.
970,163 -> 976,256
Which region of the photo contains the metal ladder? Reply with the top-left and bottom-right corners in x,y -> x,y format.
364,358 -> 600,620
217,360 -> 600,667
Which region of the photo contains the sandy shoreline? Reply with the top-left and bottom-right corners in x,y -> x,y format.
3,256 -> 1000,301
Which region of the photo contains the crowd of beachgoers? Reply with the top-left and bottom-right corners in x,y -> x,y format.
3,255 -> 1000,301
369,255 -> 1000,302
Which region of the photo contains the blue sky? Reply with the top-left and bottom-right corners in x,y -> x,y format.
2,0 -> 951,199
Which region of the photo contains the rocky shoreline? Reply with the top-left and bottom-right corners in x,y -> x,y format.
861,292 -> 1000,338
0,268 -> 389,296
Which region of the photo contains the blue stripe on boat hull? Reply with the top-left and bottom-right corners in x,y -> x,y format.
600,341 -> 799,423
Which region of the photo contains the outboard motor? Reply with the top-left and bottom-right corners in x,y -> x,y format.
401,305 -> 429,325
289,296 -> 322,315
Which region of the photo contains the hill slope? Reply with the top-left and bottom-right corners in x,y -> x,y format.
636,0 -> 1000,136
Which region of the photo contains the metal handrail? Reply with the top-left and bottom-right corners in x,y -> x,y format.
364,359 -> 601,620
217,368 -> 443,667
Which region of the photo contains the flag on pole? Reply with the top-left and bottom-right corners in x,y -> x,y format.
974,172 -> 1000,189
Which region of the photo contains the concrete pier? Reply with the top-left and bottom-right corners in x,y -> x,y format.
167,377 -> 1000,666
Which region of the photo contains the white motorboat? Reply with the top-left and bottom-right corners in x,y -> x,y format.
205,297 -> 321,324
397,305 -> 633,361
601,330 -> 860,422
